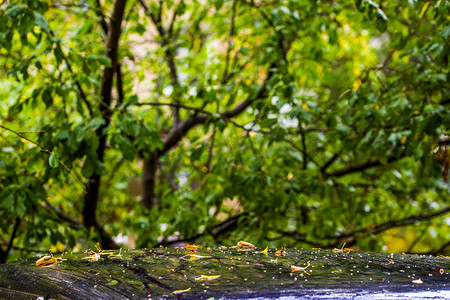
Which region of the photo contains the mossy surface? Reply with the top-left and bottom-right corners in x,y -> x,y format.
0,247 -> 449,299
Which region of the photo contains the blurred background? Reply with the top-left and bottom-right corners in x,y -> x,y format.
0,0 -> 449,263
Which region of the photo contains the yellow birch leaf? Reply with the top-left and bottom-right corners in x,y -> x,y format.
172,287 -> 191,294
185,243 -> 202,251
36,253 -> 65,267
275,249 -> 286,257
256,246 -> 269,255
291,263 -> 310,275
420,2 -> 432,18
195,274 -> 221,281
332,243 -> 346,253
237,241 -> 256,248
188,255 -> 212,261
302,103 -> 310,111
291,263 -> 310,272
36,256 -> 59,267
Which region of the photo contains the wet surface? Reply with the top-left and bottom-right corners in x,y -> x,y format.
0,247 -> 449,299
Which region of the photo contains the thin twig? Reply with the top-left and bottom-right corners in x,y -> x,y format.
0,124 -> 86,192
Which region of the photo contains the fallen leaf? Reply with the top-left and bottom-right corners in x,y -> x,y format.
412,278 -> 423,284
185,243 -> 202,251
36,256 -> 59,267
172,287 -> 191,294
82,253 -> 101,262
188,255 -> 212,261
256,246 -> 269,255
108,280 -> 118,285
237,241 -> 256,248
195,274 -> 221,281
291,263 -> 311,275
275,249 -> 286,257
332,243 -> 346,253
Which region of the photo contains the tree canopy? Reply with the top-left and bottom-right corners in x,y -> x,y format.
0,0 -> 449,262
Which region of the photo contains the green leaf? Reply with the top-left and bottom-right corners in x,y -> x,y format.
42,87 -> 52,108
441,25 -> 450,39
5,5 -> 26,18
112,134 -> 135,160
108,280 -> 118,286
33,11 -> 50,33
54,46 -> 64,66
288,150 -> 303,163
239,47 -> 250,55
85,118 -> 106,131
81,157 -> 95,177
87,55 -> 112,67
49,152 -> 58,168
376,18 -> 387,33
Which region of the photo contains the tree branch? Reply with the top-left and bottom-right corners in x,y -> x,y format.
94,0 -> 125,108
43,199 -> 83,230
336,207 -> 450,242
159,76 -> 269,156
221,0 -> 238,84
323,155 -> 403,179
320,153 -> 339,174
156,212 -> 249,247
140,0 -> 181,126
277,207 -> 450,249
95,0 -> 108,34
431,239 -> 450,256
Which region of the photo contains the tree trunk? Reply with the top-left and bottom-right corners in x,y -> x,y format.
82,0 -> 127,248
142,151 -> 159,209
1,248 -> 449,299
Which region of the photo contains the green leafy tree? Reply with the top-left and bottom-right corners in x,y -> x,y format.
0,0 -> 448,262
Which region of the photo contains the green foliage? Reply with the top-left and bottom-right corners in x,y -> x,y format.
0,0 -> 448,261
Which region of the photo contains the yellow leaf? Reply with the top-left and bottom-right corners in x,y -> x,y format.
420,2 -> 432,18
291,263 -> 310,275
302,103 -> 310,111
274,249 -> 286,257
195,274 -> 221,281
36,256 -> 58,267
237,241 -> 256,248
256,246 -> 269,255
185,243 -> 202,251
332,243 -> 346,253
261,246 -> 268,255
172,287 -> 191,294
36,253 -> 65,267
352,79 -> 361,91
401,135 -> 407,144
95,242 -> 102,252
82,253 -> 101,262
188,255 -> 211,261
